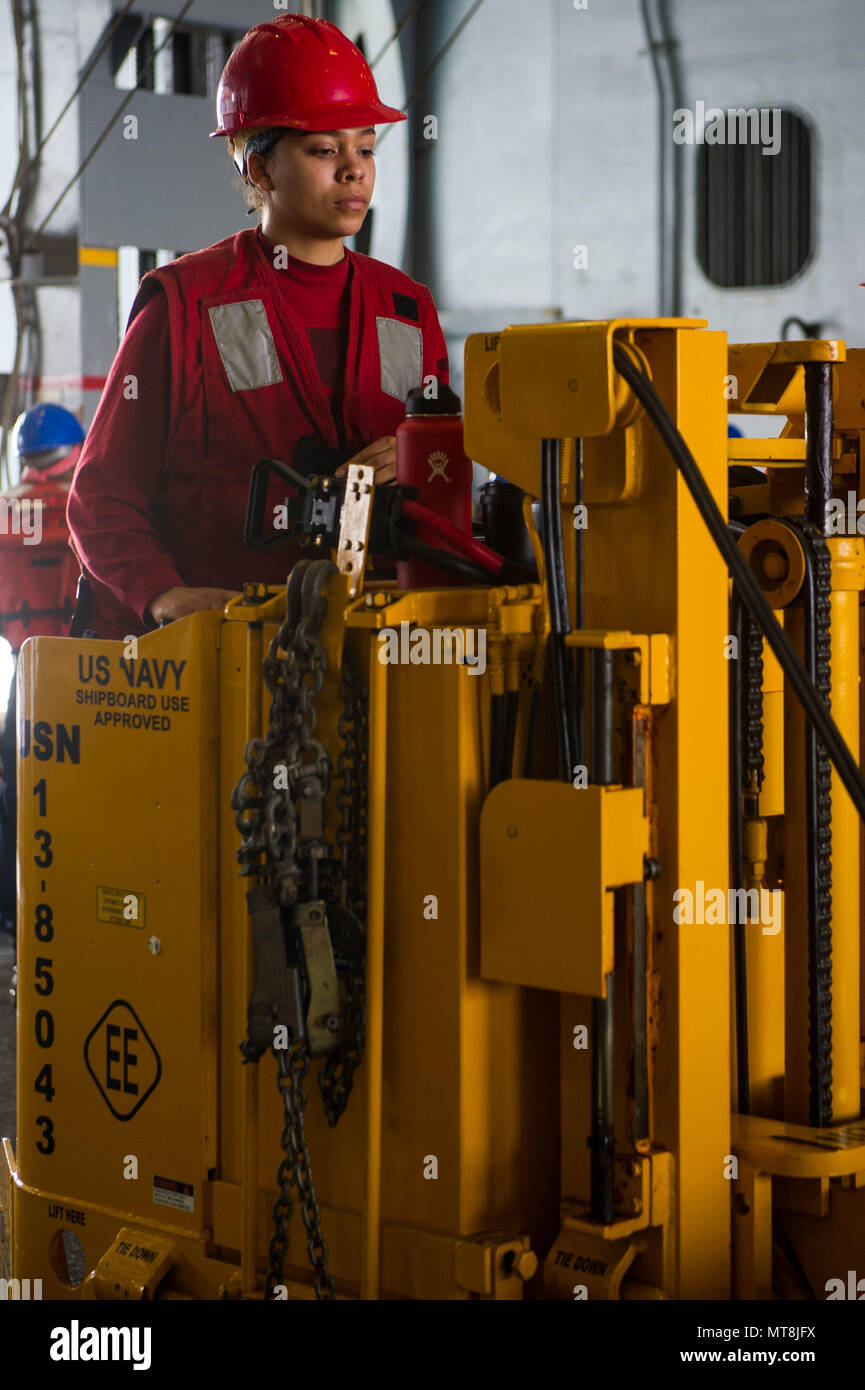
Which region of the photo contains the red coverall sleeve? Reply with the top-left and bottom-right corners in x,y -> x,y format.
66,290 -> 185,624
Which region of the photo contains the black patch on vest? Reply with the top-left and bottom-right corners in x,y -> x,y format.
293,437 -> 356,477
392,292 -> 419,321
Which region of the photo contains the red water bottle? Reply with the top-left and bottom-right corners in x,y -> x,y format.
396,384 -> 474,588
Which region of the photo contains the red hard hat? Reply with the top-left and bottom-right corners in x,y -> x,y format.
210,14 -> 406,138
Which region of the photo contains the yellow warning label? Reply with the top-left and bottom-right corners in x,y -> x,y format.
96,886 -> 146,929
79,246 -> 119,267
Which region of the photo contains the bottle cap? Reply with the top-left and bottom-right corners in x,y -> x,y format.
404,384 -> 462,416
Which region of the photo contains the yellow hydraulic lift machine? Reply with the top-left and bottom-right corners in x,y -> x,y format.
3,320 -> 865,1300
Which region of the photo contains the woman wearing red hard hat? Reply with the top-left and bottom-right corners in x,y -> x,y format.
67,13 -> 449,638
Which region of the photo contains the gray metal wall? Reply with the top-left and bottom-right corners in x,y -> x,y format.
674,0 -> 863,344
409,0 -> 865,408
78,0 -> 275,419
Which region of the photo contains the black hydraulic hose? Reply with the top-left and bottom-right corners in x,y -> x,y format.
540,439 -> 579,783
575,439 -> 586,768
489,692 -> 504,790
541,440 -> 615,1213
591,977 -> 616,1225
589,650 -> 617,1224
632,878 -> 650,1142
502,689 -> 519,780
399,535 -> 491,586
501,560 -> 541,584
524,689 -> 540,777
590,650 -> 615,786
804,362 -> 833,532
613,344 -> 865,823
729,588 -> 750,1114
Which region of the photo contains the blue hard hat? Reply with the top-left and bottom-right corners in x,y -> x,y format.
12,403 -> 85,457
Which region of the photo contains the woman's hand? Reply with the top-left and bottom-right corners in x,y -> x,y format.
335,436 -> 397,484
148,586 -> 241,624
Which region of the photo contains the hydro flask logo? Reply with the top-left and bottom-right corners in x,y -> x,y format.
427,450 -> 450,482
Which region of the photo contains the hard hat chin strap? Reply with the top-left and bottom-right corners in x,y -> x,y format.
235,126 -> 289,182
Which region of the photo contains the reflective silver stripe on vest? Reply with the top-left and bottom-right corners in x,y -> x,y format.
376,317 -> 423,402
208,299 -> 284,392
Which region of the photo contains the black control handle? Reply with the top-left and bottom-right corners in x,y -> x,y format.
244,457 -> 309,550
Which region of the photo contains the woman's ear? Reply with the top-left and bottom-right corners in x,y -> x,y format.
246,151 -> 272,193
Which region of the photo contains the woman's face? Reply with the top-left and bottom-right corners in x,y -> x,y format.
250,127 -> 377,243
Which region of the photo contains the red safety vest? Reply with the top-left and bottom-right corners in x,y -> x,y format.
81,229 -> 447,637
0,480 -> 77,651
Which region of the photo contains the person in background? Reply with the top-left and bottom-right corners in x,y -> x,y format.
0,402 -> 83,946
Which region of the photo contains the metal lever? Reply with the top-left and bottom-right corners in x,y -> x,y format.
296,900 -> 343,1057
240,885 -> 306,1062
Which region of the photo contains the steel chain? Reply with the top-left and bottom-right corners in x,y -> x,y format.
230,561 -> 368,1299
786,519 -> 833,1125
320,664 -> 368,1125
744,613 -> 765,803
266,1042 -> 336,1301
806,523 -> 833,1127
